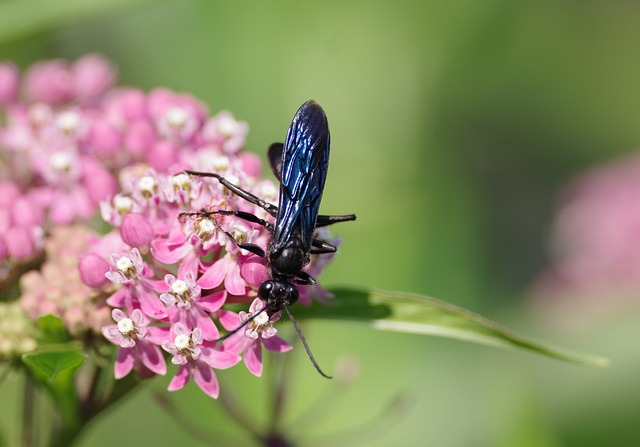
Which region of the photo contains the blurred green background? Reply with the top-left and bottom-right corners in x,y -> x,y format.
2,0 -> 640,445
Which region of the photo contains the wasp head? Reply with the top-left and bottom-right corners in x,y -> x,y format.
258,280 -> 299,315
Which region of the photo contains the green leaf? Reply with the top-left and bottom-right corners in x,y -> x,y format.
295,287 -> 609,368
22,344 -> 86,429
36,314 -> 70,344
0,0 -> 162,44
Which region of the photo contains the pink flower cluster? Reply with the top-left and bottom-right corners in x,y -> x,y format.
534,153 -> 640,314
1,55 -> 339,398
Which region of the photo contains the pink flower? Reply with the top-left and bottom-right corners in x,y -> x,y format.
147,88 -> 207,144
105,248 -> 167,319
534,153 -> 640,320
220,298 -> 292,377
202,111 -> 249,154
0,62 -> 19,105
162,323 -> 240,398
102,309 -> 167,379
23,59 -> 73,104
159,272 -> 225,340
71,54 -> 116,102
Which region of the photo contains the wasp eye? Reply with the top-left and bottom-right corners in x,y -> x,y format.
258,281 -> 275,300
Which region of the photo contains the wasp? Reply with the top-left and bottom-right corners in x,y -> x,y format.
185,100 -> 355,377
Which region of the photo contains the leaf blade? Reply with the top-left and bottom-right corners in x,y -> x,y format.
295,287 -> 609,368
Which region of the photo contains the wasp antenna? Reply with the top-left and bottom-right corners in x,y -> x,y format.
213,306 -> 268,343
283,303 -> 332,379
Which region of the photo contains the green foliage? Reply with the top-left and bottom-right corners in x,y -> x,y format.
296,288 -> 608,368
21,316 -> 86,437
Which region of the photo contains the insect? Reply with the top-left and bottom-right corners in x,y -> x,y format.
184,100 -> 355,377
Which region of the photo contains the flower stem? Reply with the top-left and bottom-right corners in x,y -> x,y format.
21,373 -> 36,447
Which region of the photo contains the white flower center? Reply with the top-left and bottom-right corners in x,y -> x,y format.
211,155 -> 230,172
174,334 -> 190,350
259,183 -> 278,202
171,279 -> 189,295
253,312 -> 269,326
116,256 -> 134,273
50,152 -> 72,173
166,107 -> 188,128
218,115 -> 238,137
138,176 -> 157,195
171,173 -> 190,190
56,111 -> 81,133
196,219 -> 216,238
230,224 -> 248,243
117,317 -> 134,335
114,195 -> 134,214
226,174 -> 240,187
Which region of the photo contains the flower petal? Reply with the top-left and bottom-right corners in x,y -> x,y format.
244,340 -> 263,377
168,364 -> 190,391
263,335 -> 293,353
139,342 -> 167,375
115,347 -> 135,379
193,362 -> 219,399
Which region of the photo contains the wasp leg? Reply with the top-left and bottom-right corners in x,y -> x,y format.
210,209 -> 273,230
185,170 -> 279,217
294,271 -> 316,285
316,214 -> 356,227
310,239 -> 337,254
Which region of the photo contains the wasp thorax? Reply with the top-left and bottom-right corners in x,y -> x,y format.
271,240 -> 307,276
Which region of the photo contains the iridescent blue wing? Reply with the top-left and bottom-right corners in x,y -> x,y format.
272,100 -> 330,253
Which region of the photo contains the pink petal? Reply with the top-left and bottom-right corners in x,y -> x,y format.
217,309 -> 240,331
199,346 -> 241,370
138,286 -> 168,320
151,237 -> 191,264
244,340 -> 263,377
115,347 -> 135,379
197,257 -> 227,289
139,342 -> 167,375
199,290 -> 226,313
263,335 -> 293,353
224,261 -> 246,296
168,364 -> 190,391
189,307 -> 219,340
106,288 -> 128,308
145,325 -> 170,345
193,362 -> 219,399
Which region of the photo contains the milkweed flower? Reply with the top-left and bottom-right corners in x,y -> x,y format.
102,308 -> 167,379
534,153 -> 640,317
220,298 -> 292,377
1,54 -> 341,399
162,323 -> 240,398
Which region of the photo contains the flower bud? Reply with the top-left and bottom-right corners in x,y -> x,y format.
240,254 -> 269,289
0,62 -> 19,105
24,60 -> 72,104
78,253 -> 110,288
120,213 -> 154,250
72,54 -> 116,101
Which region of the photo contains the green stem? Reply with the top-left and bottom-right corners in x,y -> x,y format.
21,373 -> 36,447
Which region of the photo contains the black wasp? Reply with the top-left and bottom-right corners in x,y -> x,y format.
184,100 -> 355,377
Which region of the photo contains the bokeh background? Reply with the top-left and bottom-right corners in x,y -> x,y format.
2,0 -> 640,445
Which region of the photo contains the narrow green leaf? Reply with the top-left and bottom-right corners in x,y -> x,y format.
295,287 -> 609,368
